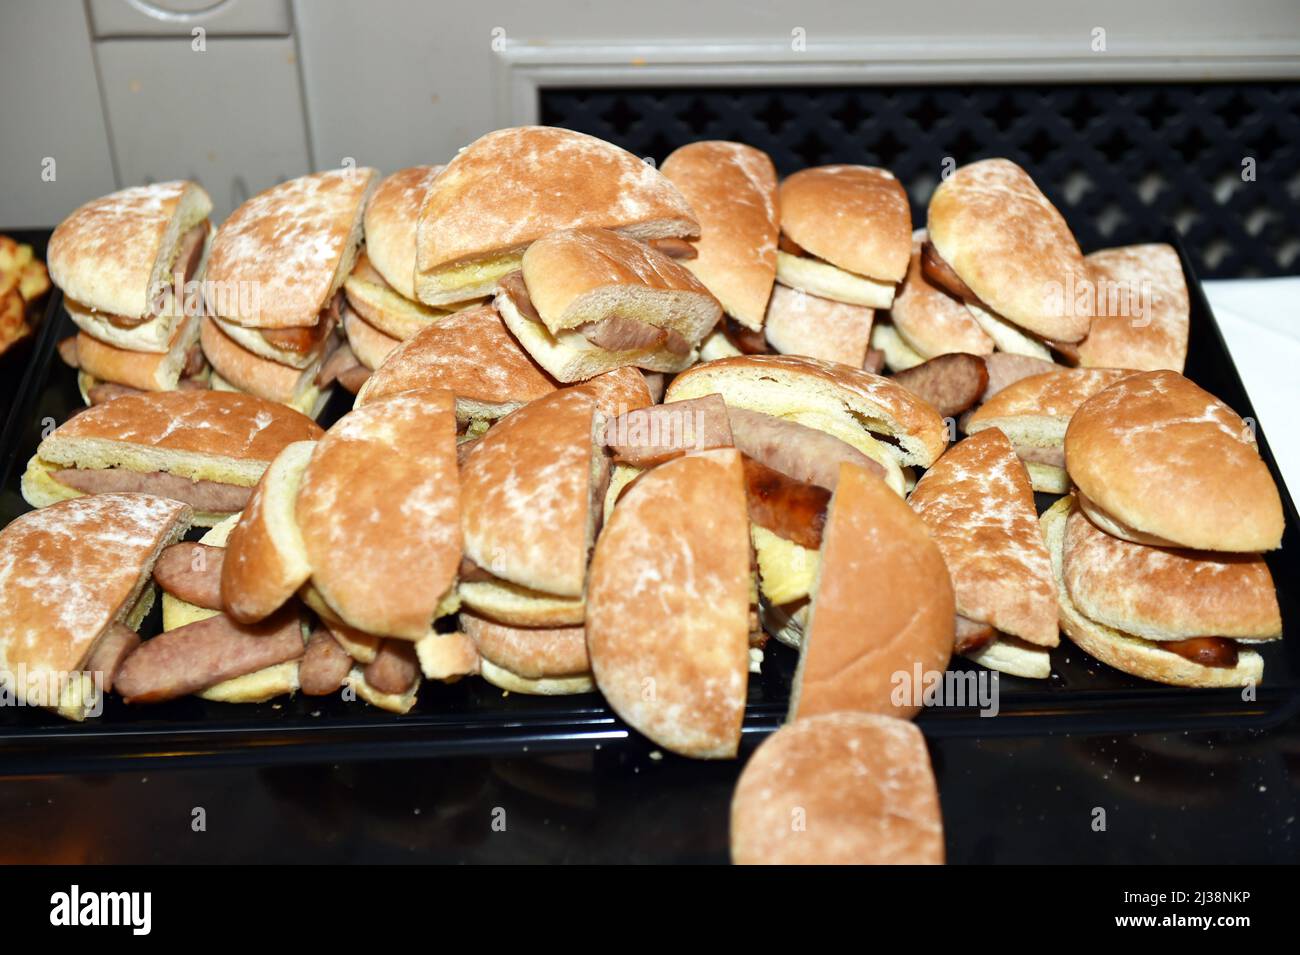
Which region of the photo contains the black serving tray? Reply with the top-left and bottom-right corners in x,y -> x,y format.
0,231 -> 1296,774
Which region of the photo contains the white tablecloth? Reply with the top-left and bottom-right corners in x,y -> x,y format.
1204,278 -> 1300,503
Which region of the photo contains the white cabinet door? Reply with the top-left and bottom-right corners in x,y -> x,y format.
88,0 -> 291,38
96,36 -> 312,221
0,0 -> 116,227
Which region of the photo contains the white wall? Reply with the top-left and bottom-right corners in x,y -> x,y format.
0,0 -> 115,227
2,0 -> 1298,226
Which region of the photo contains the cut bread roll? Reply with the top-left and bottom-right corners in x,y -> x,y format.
461,611 -> 591,696
221,440 -> 316,624
587,449 -> 751,757
0,493 -> 193,721
776,165 -> 911,309
296,389 -> 461,640
763,283 -> 874,367
414,631 -> 480,682
458,387 -> 606,626
928,158 -> 1092,343
965,635 -> 1052,680
1078,243 -> 1189,373
201,317 -> 331,417
666,352 -> 948,491
870,320 -> 926,372
345,666 -> 418,714
415,126 -> 699,306
457,578 -> 586,629
65,286 -> 203,355
72,311 -> 201,393
344,250 -> 453,340
666,354 -> 948,643
697,327 -> 743,362
908,429 -> 1059,678
361,165 -> 445,303
1064,370 -> 1284,553
964,302 -> 1053,359
212,311 -> 337,370
1041,496 -> 1274,687
22,390 -> 323,527
660,140 -> 779,330
494,227 -> 720,383
788,462 -> 954,720
889,229 -> 995,359
965,366 -> 1134,494
48,180 -> 213,322
342,303 -> 401,371
205,168 -> 377,330
354,304 -> 558,429
776,251 -> 899,309
731,713 -> 944,865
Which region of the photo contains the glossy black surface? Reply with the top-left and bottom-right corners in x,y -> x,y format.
0,714 -> 1295,863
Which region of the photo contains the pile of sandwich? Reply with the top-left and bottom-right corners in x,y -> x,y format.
0,126 -> 1287,865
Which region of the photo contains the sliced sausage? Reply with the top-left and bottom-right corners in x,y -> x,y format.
152,541 -> 225,610
579,315 -> 692,356
727,406 -> 884,491
115,608 -> 304,703
741,454 -> 830,550
641,371 -> 666,403
1162,637 -> 1238,669
337,364 -> 371,394
503,268 -> 693,356
261,292 -> 339,355
86,382 -> 144,405
105,311 -> 152,329
891,353 -> 989,417
457,555 -> 496,583
84,623 -> 140,694
955,615 -> 996,654
722,315 -> 771,355
178,375 -> 210,391
920,239 -> 977,302
182,342 -> 206,378
172,222 -> 209,286
1015,444 -> 1065,468
299,626 -> 353,696
605,393 -> 733,467
647,237 -> 698,260
316,342 -> 362,387
52,468 -> 251,513
499,270 -> 542,323
262,317 -> 332,356
862,348 -> 885,374
57,335 -> 79,369
145,222 -> 209,316
364,639 -> 420,695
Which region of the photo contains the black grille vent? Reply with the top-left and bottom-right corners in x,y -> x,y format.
541,83 -> 1300,279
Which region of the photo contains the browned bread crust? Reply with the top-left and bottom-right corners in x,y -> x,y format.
1065,370 -> 1283,552
731,712 -> 944,864
586,449 -> 750,758
660,141 -> 779,330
